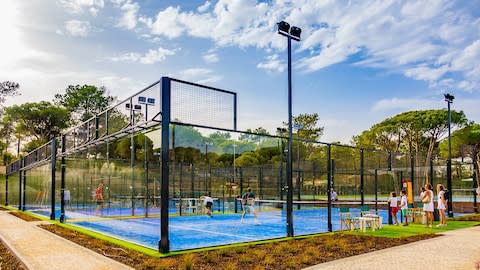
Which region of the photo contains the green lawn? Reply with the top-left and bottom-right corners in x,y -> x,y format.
344,220 -> 480,238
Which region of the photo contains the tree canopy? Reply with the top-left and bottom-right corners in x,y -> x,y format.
353,109 -> 468,165
3,101 -> 70,144
55,84 -> 114,122
0,81 -> 20,112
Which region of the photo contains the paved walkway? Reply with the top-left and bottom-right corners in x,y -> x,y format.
0,211 -> 134,270
304,225 -> 480,270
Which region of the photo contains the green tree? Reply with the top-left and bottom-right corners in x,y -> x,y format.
439,123 -> 480,180
235,152 -> 259,167
111,133 -> 154,160
238,127 -> 270,144
3,102 -> 70,146
287,113 -> 324,141
354,110 -> 468,167
55,84 -> 114,122
0,81 -> 20,112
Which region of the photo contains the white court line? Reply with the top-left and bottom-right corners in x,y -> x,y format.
140,220 -> 257,240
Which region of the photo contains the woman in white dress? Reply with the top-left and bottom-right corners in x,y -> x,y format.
421,183 -> 434,228
436,184 -> 447,227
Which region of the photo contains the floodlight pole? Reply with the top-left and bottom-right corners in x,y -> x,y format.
278,21 -> 301,237
445,93 -> 454,217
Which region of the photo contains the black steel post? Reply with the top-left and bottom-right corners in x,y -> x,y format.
60,135 -> 66,223
279,139 -> 284,201
190,164 -> 195,198
259,167 -> 264,198
159,77 -> 171,253
171,125 -> 175,198
360,149 -> 364,205
473,153 -> 478,213
22,159 -> 26,211
233,93 -> 237,131
239,167 -> 243,212
144,127 -> 149,218
5,174 -> 8,206
374,169 -> 378,214
95,116 -> 99,139
410,153 -> 415,199
327,144 -> 332,232
179,162 -> 183,216
130,98 -> 136,217
447,101 -> 453,217
430,157 -> 434,189
205,143 -> 208,194
50,139 -> 57,220
18,164 -> 22,210
286,35 -> 294,238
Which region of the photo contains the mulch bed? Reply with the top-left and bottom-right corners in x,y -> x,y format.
0,240 -> 27,270
9,211 -> 42,222
39,223 -> 436,270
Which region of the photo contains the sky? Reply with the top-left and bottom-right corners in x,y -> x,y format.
1,0 -> 480,144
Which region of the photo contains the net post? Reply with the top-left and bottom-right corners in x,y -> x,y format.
60,135 -> 66,223
360,149 -> 364,205
327,144 -> 332,232
50,139 -> 57,220
159,76 -> 171,253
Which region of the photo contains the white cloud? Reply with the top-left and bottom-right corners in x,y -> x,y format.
134,0 -> 480,94
114,0 -> 139,30
371,97 -> 439,113
203,51 -> 219,63
197,1 -> 211,13
256,54 -> 285,73
64,20 -> 92,37
58,0 -> 104,16
110,47 -> 177,64
177,68 -> 222,84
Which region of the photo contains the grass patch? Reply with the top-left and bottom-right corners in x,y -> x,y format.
344,220 -> 480,238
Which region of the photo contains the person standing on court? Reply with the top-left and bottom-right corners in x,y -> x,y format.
241,188 -> 258,224
330,189 -> 338,201
95,183 -> 104,215
436,184 -> 447,227
399,190 -> 409,226
421,183 -> 434,228
200,194 -> 214,217
387,192 -> 399,225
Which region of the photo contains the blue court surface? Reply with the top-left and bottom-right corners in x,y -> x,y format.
69,207 -> 390,251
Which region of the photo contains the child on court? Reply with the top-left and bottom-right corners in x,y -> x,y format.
399,190 -> 408,226
388,192 -> 399,225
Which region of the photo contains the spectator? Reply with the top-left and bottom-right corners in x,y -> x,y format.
388,192 -> 399,225
436,184 -> 447,227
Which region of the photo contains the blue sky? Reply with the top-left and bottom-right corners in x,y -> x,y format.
1,0 -> 480,143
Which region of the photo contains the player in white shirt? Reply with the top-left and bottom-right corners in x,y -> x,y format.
387,192 -> 399,225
